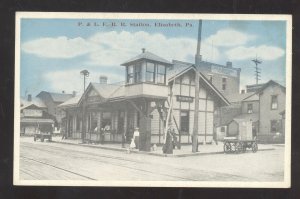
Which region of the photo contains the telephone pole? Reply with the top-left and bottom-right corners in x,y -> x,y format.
252,56 -> 262,85
193,20 -> 202,153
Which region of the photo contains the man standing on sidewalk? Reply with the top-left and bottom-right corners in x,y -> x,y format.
133,127 -> 140,149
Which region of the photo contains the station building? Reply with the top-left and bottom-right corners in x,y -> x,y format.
59,50 -> 230,150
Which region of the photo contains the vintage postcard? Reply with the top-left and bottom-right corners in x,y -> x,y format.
14,12 -> 292,187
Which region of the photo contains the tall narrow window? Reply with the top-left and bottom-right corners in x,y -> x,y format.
180,111 -> 189,134
146,62 -> 155,82
208,74 -> 213,82
156,64 -> 166,84
270,120 -> 279,133
271,95 -> 278,110
222,77 -> 227,90
127,65 -> 134,84
134,64 -> 141,83
247,103 -> 253,113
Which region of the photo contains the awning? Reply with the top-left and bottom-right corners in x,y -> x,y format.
21,118 -> 54,124
233,113 -> 259,123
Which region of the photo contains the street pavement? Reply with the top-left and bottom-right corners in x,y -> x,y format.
19,137 -> 284,182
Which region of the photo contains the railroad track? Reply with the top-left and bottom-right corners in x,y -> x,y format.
20,142 -> 254,181
20,143 -> 199,181
20,156 -> 96,180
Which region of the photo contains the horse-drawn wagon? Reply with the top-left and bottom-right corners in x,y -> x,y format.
223,120 -> 258,153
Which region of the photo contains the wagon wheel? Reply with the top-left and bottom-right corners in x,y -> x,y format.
231,143 -> 237,152
252,142 -> 258,153
223,142 -> 231,153
236,142 -> 243,153
242,144 -> 247,152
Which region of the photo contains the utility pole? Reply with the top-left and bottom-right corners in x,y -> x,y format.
252,56 -> 262,85
193,20 -> 202,153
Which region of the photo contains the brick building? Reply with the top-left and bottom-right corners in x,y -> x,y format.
170,60 -> 241,97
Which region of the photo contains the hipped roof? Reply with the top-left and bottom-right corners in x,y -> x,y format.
121,51 -> 172,66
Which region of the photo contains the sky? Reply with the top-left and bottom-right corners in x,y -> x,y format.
19,18 -> 287,97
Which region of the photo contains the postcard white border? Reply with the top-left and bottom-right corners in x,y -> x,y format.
14,12 -> 292,188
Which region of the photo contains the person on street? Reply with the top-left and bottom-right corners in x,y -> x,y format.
133,127 -> 140,149
163,123 -> 174,154
213,124 -> 218,145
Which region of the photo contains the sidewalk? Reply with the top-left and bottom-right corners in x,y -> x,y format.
52,136 -> 277,157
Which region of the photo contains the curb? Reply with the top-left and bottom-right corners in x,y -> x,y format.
51,140 -> 275,157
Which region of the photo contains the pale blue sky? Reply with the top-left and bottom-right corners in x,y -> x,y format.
20,18 -> 286,97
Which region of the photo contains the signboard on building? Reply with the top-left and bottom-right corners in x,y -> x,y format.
87,96 -> 103,104
23,109 -> 43,117
176,95 -> 194,103
211,65 -> 238,77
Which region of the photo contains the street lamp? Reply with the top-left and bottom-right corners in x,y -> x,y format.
80,69 -> 89,92
80,69 -> 89,143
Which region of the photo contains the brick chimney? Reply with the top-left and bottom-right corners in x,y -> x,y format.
226,61 -> 232,68
27,94 -> 32,102
99,76 -> 108,84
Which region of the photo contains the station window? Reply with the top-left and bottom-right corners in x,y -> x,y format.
271,95 -> 278,110
146,62 -> 155,82
180,111 -> 189,134
127,65 -> 134,84
134,64 -> 141,83
247,103 -> 253,114
156,64 -> 166,84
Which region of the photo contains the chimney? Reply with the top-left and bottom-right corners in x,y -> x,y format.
99,75 -> 108,84
195,20 -> 203,66
62,91 -> 65,94
226,61 -> 232,68
72,91 -> 76,97
241,90 -> 245,94
142,48 -> 146,53
27,94 -> 32,102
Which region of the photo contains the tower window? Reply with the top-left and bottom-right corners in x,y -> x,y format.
127,65 -> 134,84
156,64 -> 166,84
146,62 -> 155,82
